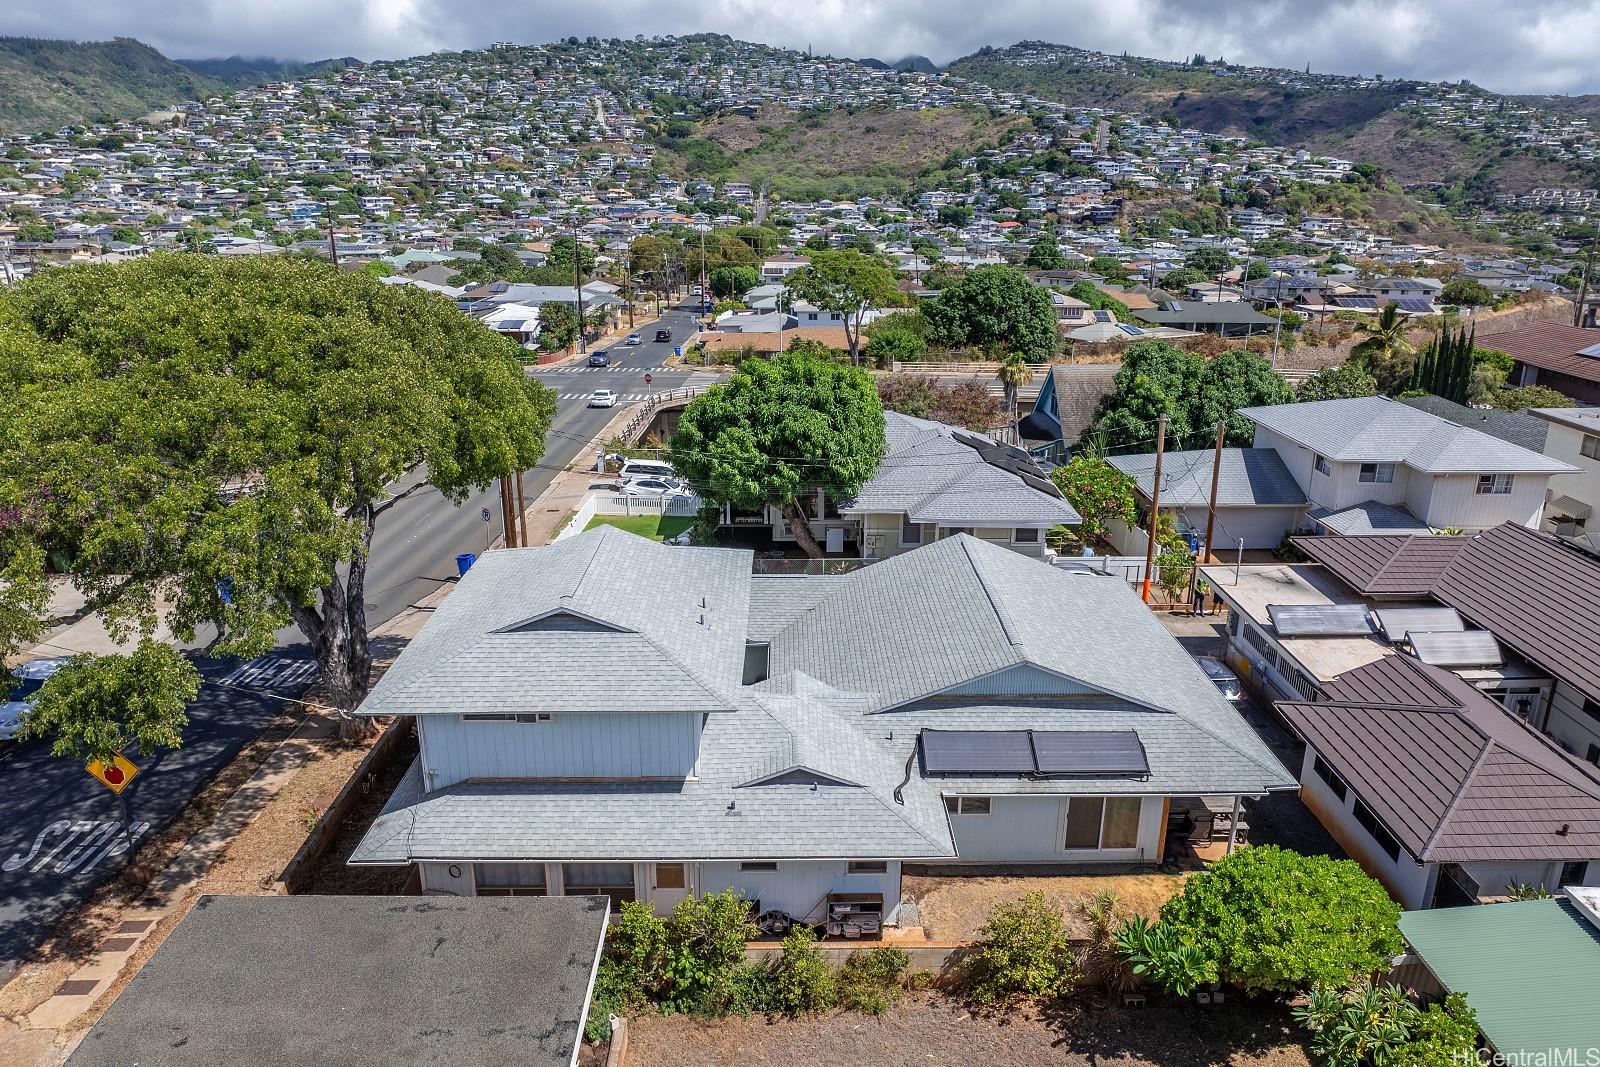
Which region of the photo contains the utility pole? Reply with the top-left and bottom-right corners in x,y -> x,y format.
698,224 -> 708,304
624,263 -> 635,330
515,470 -> 529,547
1575,221 -> 1600,328
325,205 -> 339,268
1191,419 -> 1227,612
572,215 -> 586,354
499,475 -> 519,548
1140,414 -> 1168,604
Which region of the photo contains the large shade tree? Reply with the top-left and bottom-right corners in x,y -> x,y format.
669,351 -> 886,558
0,254 -> 557,739
925,264 -> 1057,361
1088,341 -> 1292,452
783,249 -> 901,366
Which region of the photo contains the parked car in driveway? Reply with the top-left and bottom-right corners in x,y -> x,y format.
588,389 -> 618,408
624,334 -> 642,346
587,351 -> 610,367
1194,655 -> 1243,701
653,329 -> 672,343
1,657 -> 70,742
624,476 -> 692,498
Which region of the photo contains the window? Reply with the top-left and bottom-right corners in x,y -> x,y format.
1063,797 -> 1105,849
1101,797 -> 1141,849
944,796 -> 991,815
743,642 -> 770,685
1584,699 -> 1600,725
1358,462 -> 1395,484
899,515 -> 923,546
1561,861 -> 1590,886
1243,625 -> 1279,669
1581,434 -> 1600,460
847,861 -> 888,875
1352,800 -> 1403,863
1476,473 -> 1514,495
1312,755 -> 1348,802
460,713 -> 553,723
1313,454 -> 1331,476
561,863 -> 635,909
1013,527 -> 1041,544
739,861 -> 779,872
475,863 -> 547,897
1587,744 -> 1600,768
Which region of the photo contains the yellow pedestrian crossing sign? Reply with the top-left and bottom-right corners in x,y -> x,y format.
87,753 -> 140,794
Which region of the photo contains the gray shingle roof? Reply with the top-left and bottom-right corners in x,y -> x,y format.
1242,396 -> 1575,473
351,528 -> 1293,866
1309,500 -> 1432,536
1279,656 -> 1600,862
1399,395 -> 1549,453
844,413 -> 1081,526
1108,447 -> 1307,507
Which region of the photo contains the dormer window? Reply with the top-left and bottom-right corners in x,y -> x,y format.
743,642 -> 770,685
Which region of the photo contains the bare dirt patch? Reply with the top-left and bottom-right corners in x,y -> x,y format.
902,867 -> 1191,942
625,991 -> 1313,1067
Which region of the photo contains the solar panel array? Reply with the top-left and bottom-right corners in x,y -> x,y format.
1395,298 -> 1437,313
920,729 -> 1149,777
952,432 -> 1065,499
1409,629 -> 1504,668
1336,296 -> 1378,310
1374,606 -> 1464,643
1267,603 -> 1375,637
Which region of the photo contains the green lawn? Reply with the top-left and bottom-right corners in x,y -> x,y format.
583,514 -> 696,541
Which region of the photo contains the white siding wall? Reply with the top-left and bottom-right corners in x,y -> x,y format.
947,794 -> 1164,863
419,860 -> 475,896
418,711 -> 702,789
1323,460 -> 1410,512
1543,681 -> 1600,761
1252,426 -> 1315,495
1297,749 -> 1434,909
1174,505 -> 1305,550
1541,423 -> 1600,529
1416,472 -> 1547,531
697,860 -> 902,923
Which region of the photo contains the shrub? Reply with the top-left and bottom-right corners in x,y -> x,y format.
725,961 -> 779,1017
965,892 -> 1080,1004
584,960 -> 633,1042
1294,984 -> 1479,1067
1113,915 -> 1216,997
662,889 -> 760,1015
607,900 -> 668,995
838,947 -> 911,1014
772,924 -> 837,1016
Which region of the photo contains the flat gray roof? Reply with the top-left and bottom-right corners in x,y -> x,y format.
66,895 -> 608,1067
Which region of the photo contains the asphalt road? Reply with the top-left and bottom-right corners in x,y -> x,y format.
0,655 -> 314,976
0,302 -> 716,978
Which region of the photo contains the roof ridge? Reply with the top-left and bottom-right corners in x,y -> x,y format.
1420,735 -> 1494,861
960,536 -> 1022,649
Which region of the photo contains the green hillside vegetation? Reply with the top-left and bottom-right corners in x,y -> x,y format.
177,55 -> 356,88
0,36 -> 213,134
651,102 -> 1028,201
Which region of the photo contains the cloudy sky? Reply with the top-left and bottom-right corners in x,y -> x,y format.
6,0 -> 1600,96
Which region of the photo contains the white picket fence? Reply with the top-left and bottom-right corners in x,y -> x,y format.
555,491 -> 701,542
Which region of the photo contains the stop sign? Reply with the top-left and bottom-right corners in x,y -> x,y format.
103,765 -> 125,785
644,373 -> 653,385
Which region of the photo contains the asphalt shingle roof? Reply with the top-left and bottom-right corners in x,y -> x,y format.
1309,500 -> 1432,536
1108,447 -> 1307,507
1399,395 -> 1549,453
1241,396 -> 1575,473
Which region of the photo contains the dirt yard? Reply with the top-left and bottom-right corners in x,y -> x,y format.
902,867 -> 1191,941
624,992 -> 1313,1067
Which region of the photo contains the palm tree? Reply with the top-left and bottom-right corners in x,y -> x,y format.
1350,304 -> 1416,394
995,352 -> 1031,443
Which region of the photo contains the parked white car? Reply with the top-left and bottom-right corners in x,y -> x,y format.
624,476 -> 692,498
588,389 -> 617,408
1,657 -> 70,742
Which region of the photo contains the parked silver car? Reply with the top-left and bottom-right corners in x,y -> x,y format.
1193,655 -> 1243,701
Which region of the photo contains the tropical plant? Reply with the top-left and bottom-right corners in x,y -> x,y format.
837,947 -> 911,1014
1075,892 -> 1138,995
1156,845 -> 1404,993
1294,984 -> 1479,1067
1050,456 -> 1138,545
1155,544 -> 1194,604
1504,881 -> 1551,901
1297,362 -> 1378,402
1087,341 -> 1292,450
995,352 -> 1032,440
965,892 -> 1080,1004
670,351 -> 887,559
1350,304 -> 1417,394
772,924 -> 837,1016
537,299 -> 579,351
1113,915 -> 1216,997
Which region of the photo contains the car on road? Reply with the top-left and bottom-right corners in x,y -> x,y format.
588,389 -> 618,408
1,657 -> 70,742
653,328 -> 672,343
587,351 -> 611,367
691,285 -> 703,296
624,476 -> 691,498
624,334 -> 642,346
1193,655 -> 1243,701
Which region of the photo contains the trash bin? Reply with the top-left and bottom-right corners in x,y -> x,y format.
455,553 -> 477,576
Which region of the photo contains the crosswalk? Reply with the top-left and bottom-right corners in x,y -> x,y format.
217,656 -> 319,692
537,364 -> 673,374
555,391 -> 650,401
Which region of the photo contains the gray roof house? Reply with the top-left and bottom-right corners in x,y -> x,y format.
350,525 -> 1293,926
1107,447 -> 1309,550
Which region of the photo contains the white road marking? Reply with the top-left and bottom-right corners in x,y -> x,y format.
218,657 -> 319,691
2,819 -> 152,878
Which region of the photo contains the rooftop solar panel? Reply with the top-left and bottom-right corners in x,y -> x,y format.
920,730 -> 1035,774
1374,606 -> 1464,643
1409,629 -> 1503,668
1267,603 -> 1375,637
1337,296 -> 1377,310
1031,730 -> 1149,775
1396,298 -> 1436,312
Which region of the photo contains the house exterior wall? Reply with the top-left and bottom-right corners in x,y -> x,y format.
418,711 -> 702,789
946,794 -> 1165,864
1172,504 -> 1305,550
1543,680 -> 1600,762
860,513 -> 918,560
1414,472 -> 1546,531
697,860 -> 902,924
1297,748 -> 1435,909
1541,422 -> 1600,532
1320,459 -> 1411,513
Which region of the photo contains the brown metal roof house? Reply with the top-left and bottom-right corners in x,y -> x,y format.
1278,654 -> 1600,909
1478,321 -> 1600,405
1290,523 -> 1600,765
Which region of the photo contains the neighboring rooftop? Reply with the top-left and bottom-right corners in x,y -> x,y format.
1107,447 -> 1308,508
1199,561 -> 1393,680
65,895 -> 608,1067
1477,321 -> 1600,384
1279,655 -> 1600,863
1241,396 -> 1575,473
1400,897 -> 1600,1062
1399,394 -> 1549,453
1308,500 -> 1432,536
1531,405 -> 1600,436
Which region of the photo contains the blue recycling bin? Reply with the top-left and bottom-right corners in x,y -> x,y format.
455,553 -> 477,576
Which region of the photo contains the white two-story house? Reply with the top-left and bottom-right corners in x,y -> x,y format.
1531,407 -> 1600,541
1242,396 -> 1576,537
349,526 -> 1292,924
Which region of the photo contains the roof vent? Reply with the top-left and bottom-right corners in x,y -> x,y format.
1559,823 -> 1571,836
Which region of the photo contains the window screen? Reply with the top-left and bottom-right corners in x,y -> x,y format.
1064,797 -> 1105,849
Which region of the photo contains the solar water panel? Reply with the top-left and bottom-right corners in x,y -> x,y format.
1374,606 -> 1464,643
1409,630 -> 1503,668
1267,603 -> 1375,637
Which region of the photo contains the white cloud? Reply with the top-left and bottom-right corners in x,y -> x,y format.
7,0 -> 1600,95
